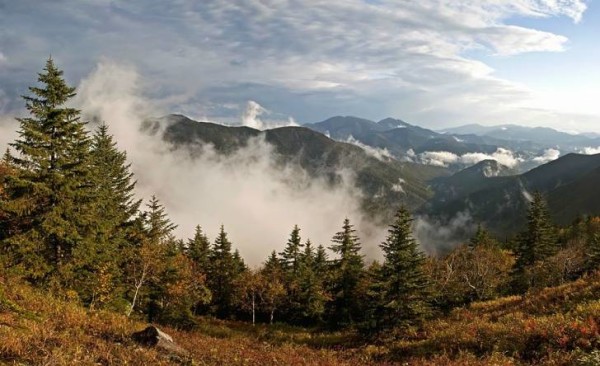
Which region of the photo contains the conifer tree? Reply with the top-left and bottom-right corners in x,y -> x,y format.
377,207 -> 430,330
1,58 -> 95,286
328,218 -> 364,327
278,225 -> 305,321
209,225 -> 238,318
126,196 -> 176,317
512,191 -> 557,291
186,225 -> 211,272
280,225 -> 303,275
73,123 -> 141,307
314,244 -> 329,274
296,239 -> 328,323
260,250 -> 286,324
469,223 -> 493,249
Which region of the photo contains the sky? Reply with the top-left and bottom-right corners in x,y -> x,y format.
1,0 -> 599,132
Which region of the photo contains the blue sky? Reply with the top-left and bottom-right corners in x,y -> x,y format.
0,0 -> 598,132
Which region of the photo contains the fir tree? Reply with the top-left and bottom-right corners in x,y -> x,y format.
126,196 -> 176,317
377,207 -> 430,330
209,225 -> 238,318
296,239 -> 328,323
260,251 -> 287,324
144,195 -> 177,245
186,225 -> 211,273
328,218 -> 364,327
314,244 -> 329,274
512,191 -> 557,291
469,223 -> 493,249
74,123 -> 141,307
280,225 -> 303,275
1,58 -> 95,286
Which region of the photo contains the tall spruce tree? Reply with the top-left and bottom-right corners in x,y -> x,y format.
469,223 -> 493,249
512,191 -> 557,291
1,58 -> 95,286
377,207 -> 430,330
296,239 -> 328,323
328,218 -> 364,327
280,225 -> 303,275
74,123 -> 141,306
209,225 -> 238,318
186,225 -> 211,273
314,244 -> 329,274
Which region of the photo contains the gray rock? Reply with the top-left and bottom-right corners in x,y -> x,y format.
132,325 -> 188,357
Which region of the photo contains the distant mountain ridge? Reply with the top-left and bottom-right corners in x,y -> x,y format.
142,114 -> 451,221
425,153 -> 600,235
440,123 -> 600,148
304,116 -> 500,159
143,114 -> 600,240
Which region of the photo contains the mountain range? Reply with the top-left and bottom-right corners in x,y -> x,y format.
144,114 -> 600,239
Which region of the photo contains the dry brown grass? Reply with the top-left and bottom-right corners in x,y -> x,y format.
3,272 -> 600,365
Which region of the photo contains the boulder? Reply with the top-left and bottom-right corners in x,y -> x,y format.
132,325 -> 188,357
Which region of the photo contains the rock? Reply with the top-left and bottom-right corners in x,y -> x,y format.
132,325 -> 188,357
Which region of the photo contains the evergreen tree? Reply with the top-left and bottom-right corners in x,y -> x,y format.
1,58 -> 95,286
209,225 -> 238,318
186,225 -> 211,272
126,196 -> 176,318
280,225 -> 303,275
314,244 -> 329,274
376,207 -> 430,330
469,223 -> 493,249
512,191 -> 557,291
296,239 -> 328,323
73,123 -> 141,307
328,218 -> 364,327
260,250 -> 287,324
145,195 -> 177,245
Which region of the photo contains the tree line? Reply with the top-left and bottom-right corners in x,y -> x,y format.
1,59 -> 599,333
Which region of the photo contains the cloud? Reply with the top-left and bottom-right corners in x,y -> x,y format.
391,178 -> 406,194
532,148 -> 560,163
238,100 -> 297,130
0,0 -> 593,131
461,148 -> 524,168
418,151 -> 460,167
241,100 -> 267,129
71,61 -> 385,265
582,146 -> 600,155
345,135 -> 394,161
413,211 -> 476,254
418,147 -> 523,168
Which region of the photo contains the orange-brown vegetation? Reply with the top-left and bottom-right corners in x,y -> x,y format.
3,270 -> 600,365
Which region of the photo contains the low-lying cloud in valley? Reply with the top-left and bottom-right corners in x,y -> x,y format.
418,147 -> 562,169
69,61 -> 385,265
418,148 -> 524,168
582,146 -> 600,155
532,148 -> 561,163
345,136 -> 394,162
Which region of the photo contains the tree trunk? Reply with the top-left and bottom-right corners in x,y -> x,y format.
128,265 -> 147,317
251,293 -> 255,326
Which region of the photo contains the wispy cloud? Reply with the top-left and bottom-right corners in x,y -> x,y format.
0,0 -> 592,130
418,148 -> 523,168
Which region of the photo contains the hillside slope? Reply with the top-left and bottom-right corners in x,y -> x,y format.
0,277 -> 371,366
144,114 -> 450,218
425,153 -> 600,234
2,270 -> 600,365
